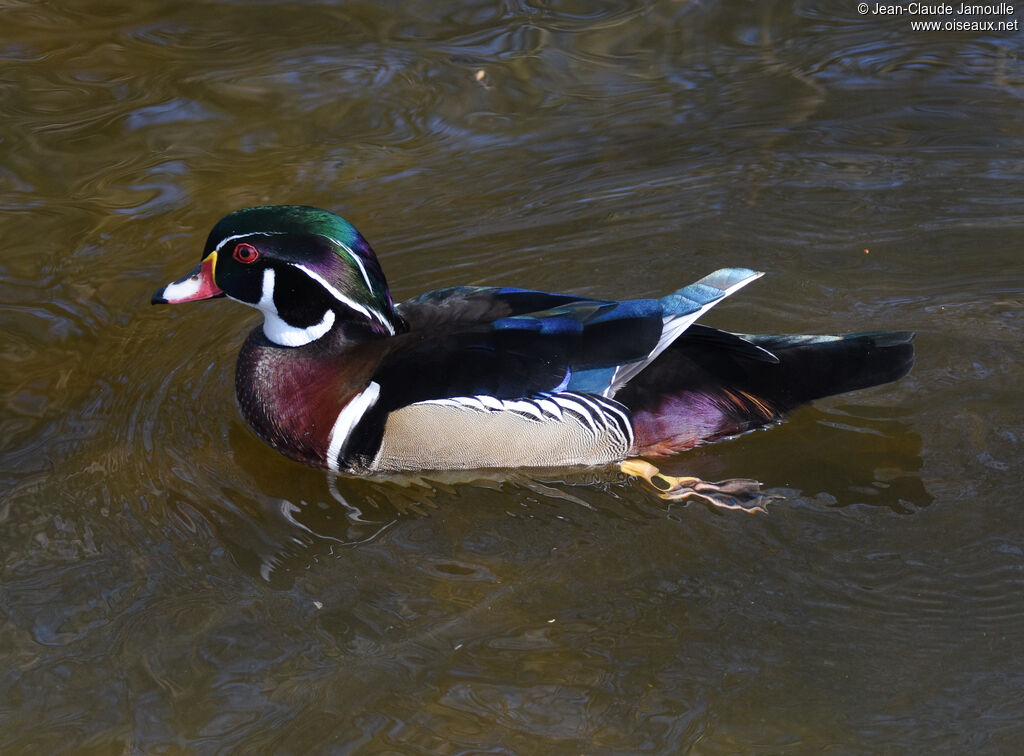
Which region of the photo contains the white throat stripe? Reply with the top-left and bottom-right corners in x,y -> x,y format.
257,267 -> 336,347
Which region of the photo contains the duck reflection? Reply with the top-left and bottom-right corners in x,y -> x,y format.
661,403 -> 932,514
219,421 -> 627,586
216,405 -> 929,586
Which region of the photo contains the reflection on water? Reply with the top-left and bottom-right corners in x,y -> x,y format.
220,404 -> 933,592
2,0 -> 1023,751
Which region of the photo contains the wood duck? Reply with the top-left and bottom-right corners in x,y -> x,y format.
152,205 -> 913,504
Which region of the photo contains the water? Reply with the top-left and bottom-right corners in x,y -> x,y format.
2,0 -> 1023,751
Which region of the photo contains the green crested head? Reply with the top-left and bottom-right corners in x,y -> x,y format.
206,205 -> 367,255
153,205 -> 404,347
207,204 -> 396,314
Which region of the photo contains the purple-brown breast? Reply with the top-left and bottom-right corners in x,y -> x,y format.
234,333 -> 378,468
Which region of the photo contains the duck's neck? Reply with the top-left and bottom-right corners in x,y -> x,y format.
234,328 -> 385,470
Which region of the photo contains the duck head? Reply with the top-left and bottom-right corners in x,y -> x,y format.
152,205 -> 403,346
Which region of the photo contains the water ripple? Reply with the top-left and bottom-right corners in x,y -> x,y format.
1,0 -> 1022,751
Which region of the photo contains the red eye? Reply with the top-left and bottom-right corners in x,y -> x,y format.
233,243 -> 259,264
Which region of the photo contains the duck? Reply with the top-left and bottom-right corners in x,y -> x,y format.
152,205 -> 914,508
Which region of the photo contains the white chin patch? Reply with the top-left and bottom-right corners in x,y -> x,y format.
256,268 -> 335,347
263,308 -> 335,347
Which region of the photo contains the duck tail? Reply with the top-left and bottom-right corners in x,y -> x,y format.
738,330 -> 916,407
618,328 -> 915,457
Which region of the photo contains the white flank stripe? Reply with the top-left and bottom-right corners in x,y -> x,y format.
601,400 -> 632,430
478,395 -> 504,411
411,391 -> 627,435
326,382 -> 381,472
572,393 -> 624,435
295,264 -> 395,334
551,396 -> 600,433
257,268 -> 336,347
534,397 -> 563,419
505,399 -> 545,421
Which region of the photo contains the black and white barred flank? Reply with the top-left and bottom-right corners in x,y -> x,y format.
419,391 -> 635,447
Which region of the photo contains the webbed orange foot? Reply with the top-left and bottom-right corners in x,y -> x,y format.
620,458 -> 771,514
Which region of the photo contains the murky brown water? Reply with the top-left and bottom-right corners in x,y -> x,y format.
2,1 -> 1023,752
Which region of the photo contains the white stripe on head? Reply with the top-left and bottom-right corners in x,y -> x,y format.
294,263 -> 395,335
214,231 -> 288,252
326,381 -> 381,472
213,229 -> 393,334
216,231 -> 375,292
256,268 -> 336,347
328,236 -> 375,292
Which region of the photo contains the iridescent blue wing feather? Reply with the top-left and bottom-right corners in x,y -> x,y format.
607,268 -> 763,395
376,269 -> 762,409
396,286 -> 604,330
